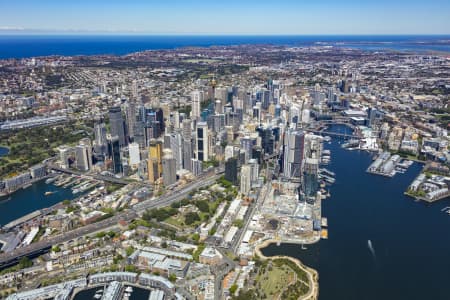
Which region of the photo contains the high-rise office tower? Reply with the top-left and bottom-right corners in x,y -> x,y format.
183,138 -> 193,171
240,164 -> 252,196
94,122 -> 108,156
225,157 -> 238,185
191,158 -> 203,176
248,158 -> 259,185
125,101 -> 137,142
131,79 -> 139,100
195,122 -> 209,161
75,141 -> 92,171
182,118 -> 192,140
283,130 -> 305,179
147,140 -> 163,183
240,136 -> 256,163
257,126 -> 275,155
303,157 -> 319,203
128,142 -> 140,166
162,149 -> 177,186
164,132 -> 183,171
108,136 -> 122,174
109,106 -> 126,147
191,90 -> 204,120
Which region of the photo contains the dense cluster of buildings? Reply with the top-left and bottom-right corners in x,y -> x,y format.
1,44 -> 449,299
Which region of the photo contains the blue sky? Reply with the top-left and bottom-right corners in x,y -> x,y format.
0,0 -> 449,34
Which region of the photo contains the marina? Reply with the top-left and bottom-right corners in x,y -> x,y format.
367,151 -> 413,177
0,176 -> 88,227
262,124 -> 450,300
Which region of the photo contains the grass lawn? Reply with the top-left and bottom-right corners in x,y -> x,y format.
256,263 -> 296,299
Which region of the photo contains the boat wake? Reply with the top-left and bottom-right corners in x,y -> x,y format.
368,239 -> 376,258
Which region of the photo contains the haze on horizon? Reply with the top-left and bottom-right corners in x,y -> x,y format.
0,0 -> 449,35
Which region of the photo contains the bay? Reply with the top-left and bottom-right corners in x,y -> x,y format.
0,35 -> 449,59
0,179 -> 79,226
262,125 -> 450,300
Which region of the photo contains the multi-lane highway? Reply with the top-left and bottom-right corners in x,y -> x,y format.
0,172 -> 222,269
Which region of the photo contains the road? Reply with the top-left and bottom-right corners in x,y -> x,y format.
0,172 -> 222,269
47,164 -> 140,186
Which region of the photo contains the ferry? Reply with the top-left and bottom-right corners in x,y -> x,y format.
0,196 -> 11,202
342,139 -> 359,149
22,183 -> 32,189
45,176 -> 57,184
320,168 -> 336,177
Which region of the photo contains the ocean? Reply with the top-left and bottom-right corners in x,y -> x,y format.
0,35 -> 449,59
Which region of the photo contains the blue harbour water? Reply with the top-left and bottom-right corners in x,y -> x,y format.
0,147 -> 9,157
0,35 -> 449,59
262,125 -> 450,300
0,180 -> 78,226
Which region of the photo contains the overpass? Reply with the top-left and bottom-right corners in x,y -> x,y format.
46,164 -> 137,186
306,129 -> 362,140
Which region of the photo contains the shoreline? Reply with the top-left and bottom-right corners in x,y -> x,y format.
254,239 -> 319,300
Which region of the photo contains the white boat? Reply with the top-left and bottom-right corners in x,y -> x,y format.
93,294 -> 102,299
125,286 -> 133,293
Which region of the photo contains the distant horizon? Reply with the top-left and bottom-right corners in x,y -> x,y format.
1,32 -> 450,37
1,1 -> 449,35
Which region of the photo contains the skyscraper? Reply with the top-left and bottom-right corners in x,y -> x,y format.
303,157 -> 319,203
195,122 -> 209,161
128,142 -> 140,166
108,136 -> 122,174
191,90 -> 204,120
148,140 -> 163,183
164,132 -> 183,171
109,106 -> 126,147
94,122 -> 108,156
183,138 -> 193,171
162,149 -> 177,186
225,157 -> 238,185
283,130 -> 305,179
125,101 -> 137,142
240,164 -> 252,196
75,140 -> 92,171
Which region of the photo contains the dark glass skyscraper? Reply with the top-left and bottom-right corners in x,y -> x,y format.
109,106 -> 126,147
225,157 -> 238,185
108,136 -> 122,174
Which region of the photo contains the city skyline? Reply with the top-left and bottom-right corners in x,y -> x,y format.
0,0 -> 449,35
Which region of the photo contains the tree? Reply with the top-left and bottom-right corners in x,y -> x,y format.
185,212 -> 200,225
168,273 -> 177,283
191,233 -> 200,242
195,200 -> 210,213
229,284 -> 238,294
19,257 -> 32,269
233,219 -> 244,228
126,246 -> 135,257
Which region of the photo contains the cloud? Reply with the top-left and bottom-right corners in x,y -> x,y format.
0,26 -> 26,31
